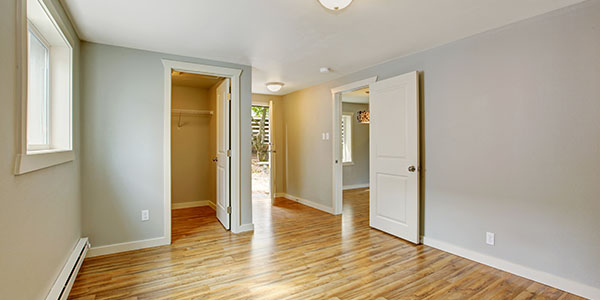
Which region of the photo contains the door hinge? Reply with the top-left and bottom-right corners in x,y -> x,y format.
226,149 -> 231,157
227,93 -> 232,101
226,207 -> 231,214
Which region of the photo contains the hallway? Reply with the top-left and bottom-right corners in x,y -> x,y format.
68,189 -> 581,299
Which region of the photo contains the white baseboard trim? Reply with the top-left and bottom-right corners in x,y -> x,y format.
207,201 -> 216,211
172,200 -> 210,209
87,236 -> 169,258
234,223 -> 254,233
422,236 -> 600,300
275,192 -> 287,198
281,193 -> 335,215
45,238 -> 89,300
343,183 -> 370,190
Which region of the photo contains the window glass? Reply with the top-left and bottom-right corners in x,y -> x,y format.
27,28 -> 50,148
342,114 -> 352,163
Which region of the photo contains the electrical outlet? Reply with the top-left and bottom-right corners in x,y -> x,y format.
141,210 -> 149,221
486,232 -> 495,245
325,132 -> 330,140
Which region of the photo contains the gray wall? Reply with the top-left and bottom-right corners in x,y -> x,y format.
342,102 -> 370,188
282,0 -> 600,289
0,0 -> 82,299
81,42 -> 253,247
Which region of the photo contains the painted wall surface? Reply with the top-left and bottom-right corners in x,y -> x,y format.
252,94 -> 286,194
0,0 -> 82,299
81,42 -> 253,247
281,1 -> 600,290
171,85 -> 214,205
341,102 -> 369,188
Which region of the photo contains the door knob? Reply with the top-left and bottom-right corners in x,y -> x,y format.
212,157 -> 218,162
408,165 -> 416,172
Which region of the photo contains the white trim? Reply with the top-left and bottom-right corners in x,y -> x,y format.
331,76 -> 378,95
45,238 -> 89,300
237,223 -> 255,233
207,201 -> 216,211
14,150 -> 74,175
280,193 -> 335,215
87,237 -> 170,258
343,183 -> 370,190
422,236 -> 600,300
331,76 -> 377,215
162,59 -> 246,243
275,192 -> 287,198
172,201 -> 211,209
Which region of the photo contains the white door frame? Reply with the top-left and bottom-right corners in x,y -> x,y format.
162,59 -> 243,242
331,76 -> 378,215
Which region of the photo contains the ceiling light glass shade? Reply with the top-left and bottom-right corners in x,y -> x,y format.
266,82 -> 284,92
318,0 -> 353,10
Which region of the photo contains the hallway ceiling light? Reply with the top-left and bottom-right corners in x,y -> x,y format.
357,110 -> 370,124
318,0 -> 353,11
266,82 -> 284,92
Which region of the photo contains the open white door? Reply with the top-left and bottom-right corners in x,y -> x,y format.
369,71 -> 420,244
216,79 -> 231,230
269,101 -> 276,204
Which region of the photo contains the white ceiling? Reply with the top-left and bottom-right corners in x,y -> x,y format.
342,87 -> 369,104
60,0 -> 583,95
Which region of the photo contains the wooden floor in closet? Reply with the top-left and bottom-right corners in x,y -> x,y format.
68,188 -> 583,300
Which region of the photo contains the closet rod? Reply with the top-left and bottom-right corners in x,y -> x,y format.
171,109 -> 214,116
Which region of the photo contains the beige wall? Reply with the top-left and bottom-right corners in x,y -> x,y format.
342,102 -> 370,188
279,1 -> 600,291
252,94 -> 286,195
171,85 -> 215,205
0,0 -> 82,299
281,87 -> 333,203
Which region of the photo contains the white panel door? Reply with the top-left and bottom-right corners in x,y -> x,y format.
216,79 -> 231,230
369,71 -> 420,244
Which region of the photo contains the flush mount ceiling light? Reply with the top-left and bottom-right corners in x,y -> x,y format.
266,82 -> 285,92
318,0 -> 353,11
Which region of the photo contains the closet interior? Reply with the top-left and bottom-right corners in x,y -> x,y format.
170,71 -> 225,233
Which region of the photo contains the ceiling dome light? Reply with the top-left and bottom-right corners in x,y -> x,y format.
266,82 -> 284,92
318,0 -> 353,11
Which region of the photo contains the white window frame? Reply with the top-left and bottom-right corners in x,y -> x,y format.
14,0 -> 75,175
341,112 -> 354,165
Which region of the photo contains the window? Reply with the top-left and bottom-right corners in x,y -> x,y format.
341,113 -> 353,164
15,0 -> 74,174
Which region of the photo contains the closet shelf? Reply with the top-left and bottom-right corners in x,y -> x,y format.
171,109 -> 214,116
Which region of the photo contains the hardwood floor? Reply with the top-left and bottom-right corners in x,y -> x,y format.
69,189 -> 583,300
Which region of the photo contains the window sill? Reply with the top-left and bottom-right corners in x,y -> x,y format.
14,150 -> 74,175
343,162 -> 355,166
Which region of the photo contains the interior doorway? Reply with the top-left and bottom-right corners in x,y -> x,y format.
340,87 -> 371,213
251,103 -> 275,204
331,77 -> 377,215
163,59 -> 245,242
331,72 -> 421,245
169,72 -> 228,240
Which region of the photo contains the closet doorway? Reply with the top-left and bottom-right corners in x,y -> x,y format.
170,71 -> 230,239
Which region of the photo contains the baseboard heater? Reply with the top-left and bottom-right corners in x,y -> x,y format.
45,237 -> 90,300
